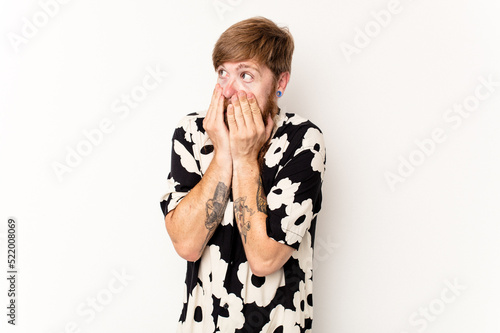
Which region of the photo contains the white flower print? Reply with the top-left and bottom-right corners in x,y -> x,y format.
179,114 -> 198,142
174,139 -> 201,176
286,113 -> 307,125
281,199 -> 314,245
199,245 -> 227,297
191,127 -> 213,175
267,178 -> 300,211
162,178 -> 183,211
216,292 -> 245,332
292,230 -> 313,280
292,278 -> 314,328
259,305 -> 301,333
265,133 -> 289,168
177,284 -> 215,333
273,110 -> 287,129
236,262 -> 286,307
298,127 -> 325,179
198,245 -> 245,331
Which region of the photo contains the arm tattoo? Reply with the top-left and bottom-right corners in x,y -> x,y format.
205,182 -> 229,230
256,177 -> 267,214
234,196 -> 254,244
199,182 -> 229,256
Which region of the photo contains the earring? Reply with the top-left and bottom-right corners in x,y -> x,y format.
276,90 -> 282,97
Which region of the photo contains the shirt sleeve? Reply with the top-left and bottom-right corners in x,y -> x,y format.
160,115 -> 202,217
265,126 -> 326,250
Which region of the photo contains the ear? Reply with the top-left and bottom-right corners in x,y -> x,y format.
277,72 -> 291,93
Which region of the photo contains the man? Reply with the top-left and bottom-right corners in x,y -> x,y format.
160,17 -> 326,332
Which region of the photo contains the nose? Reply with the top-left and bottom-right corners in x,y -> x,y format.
221,78 -> 241,99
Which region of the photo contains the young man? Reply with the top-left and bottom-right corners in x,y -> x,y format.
160,17 -> 326,332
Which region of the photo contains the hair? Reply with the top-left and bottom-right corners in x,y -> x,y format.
212,17 -> 294,80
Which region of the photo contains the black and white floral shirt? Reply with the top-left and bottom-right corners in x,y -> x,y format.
160,110 -> 326,333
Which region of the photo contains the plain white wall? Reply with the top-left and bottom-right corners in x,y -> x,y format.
1,0 -> 499,332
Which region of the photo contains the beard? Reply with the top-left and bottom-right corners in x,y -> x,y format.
223,91 -> 278,129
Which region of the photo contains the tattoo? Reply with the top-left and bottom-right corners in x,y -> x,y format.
234,196 -> 254,244
256,177 -> 267,214
199,182 -> 229,256
206,182 -> 229,229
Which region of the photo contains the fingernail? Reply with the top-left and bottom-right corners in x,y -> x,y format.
238,91 -> 245,97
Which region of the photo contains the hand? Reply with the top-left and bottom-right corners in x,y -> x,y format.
226,91 -> 274,166
203,84 -> 232,163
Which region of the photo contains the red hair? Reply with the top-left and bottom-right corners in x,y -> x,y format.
212,17 -> 294,79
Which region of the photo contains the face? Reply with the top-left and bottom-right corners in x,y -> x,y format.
216,60 -> 279,124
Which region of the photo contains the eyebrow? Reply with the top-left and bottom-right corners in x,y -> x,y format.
236,63 -> 261,75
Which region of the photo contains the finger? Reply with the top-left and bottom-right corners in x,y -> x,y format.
214,92 -> 224,125
226,103 -> 237,132
231,93 -> 246,128
237,91 -> 254,127
206,84 -> 221,124
247,92 -> 264,128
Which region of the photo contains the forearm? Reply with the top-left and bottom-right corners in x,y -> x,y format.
232,160 -> 292,276
165,154 -> 232,261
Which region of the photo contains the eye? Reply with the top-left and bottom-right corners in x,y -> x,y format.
218,69 -> 228,78
241,72 -> 253,82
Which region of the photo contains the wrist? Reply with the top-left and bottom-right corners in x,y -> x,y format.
212,150 -> 233,169
232,158 -> 260,177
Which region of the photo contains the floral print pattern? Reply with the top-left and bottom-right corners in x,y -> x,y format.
160,110 -> 325,332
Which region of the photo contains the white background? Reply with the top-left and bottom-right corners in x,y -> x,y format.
1,0 -> 499,332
